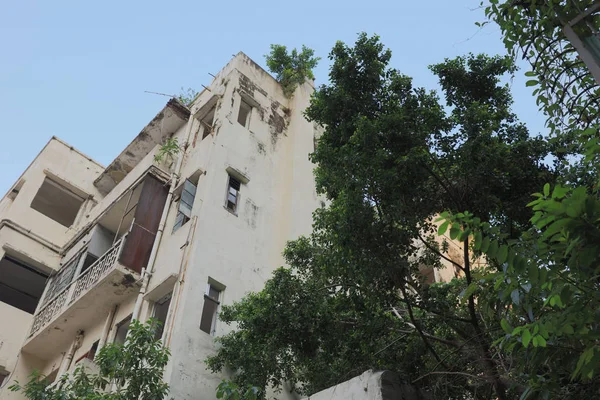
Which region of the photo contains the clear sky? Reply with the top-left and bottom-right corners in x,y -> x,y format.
0,0 -> 546,195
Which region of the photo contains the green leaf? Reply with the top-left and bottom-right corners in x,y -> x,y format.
527,262 -> 538,281
487,240 -> 499,258
542,218 -> 569,240
481,236 -> 490,252
449,223 -> 460,240
574,348 -> 595,378
552,184 -> 569,199
497,245 -> 508,264
563,324 -> 574,335
501,319 -> 511,334
474,231 -> 483,249
543,183 -> 550,197
438,221 -> 450,236
462,282 -> 478,299
526,79 -> 539,87
522,329 -> 532,348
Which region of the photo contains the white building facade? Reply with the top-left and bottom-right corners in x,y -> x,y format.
0,53 -> 320,400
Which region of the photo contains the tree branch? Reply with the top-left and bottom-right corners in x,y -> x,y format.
417,233 -> 465,272
399,285 -> 451,369
412,370 -> 490,384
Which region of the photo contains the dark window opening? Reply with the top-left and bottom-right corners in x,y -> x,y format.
30,177 -> 84,227
237,99 -> 252,128
173,179 -> 197,233
225,176 -> 241,213
80,253 -> 99,274
153,292 -> 172,340
0,256 -> 47,314
200,284 -> 221,335
87,340 -> 99,360
200,108 -> 215,140
114,315 -> 132,345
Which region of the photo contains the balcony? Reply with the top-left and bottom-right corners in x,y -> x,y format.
23,235 -> 142,360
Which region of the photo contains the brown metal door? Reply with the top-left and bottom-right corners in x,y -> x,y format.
119,175 -> 168,273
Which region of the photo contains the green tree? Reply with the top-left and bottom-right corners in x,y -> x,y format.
265,44 -> 320,97
10,320 -> 170,400
207,33 -> 554,399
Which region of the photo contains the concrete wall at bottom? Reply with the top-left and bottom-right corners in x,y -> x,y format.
303,370 -> 427,400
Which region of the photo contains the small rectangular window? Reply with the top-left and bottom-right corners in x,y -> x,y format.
86,340 -> 99,360
225,176 -> 241,213
114,315 -> 132,345
200,284 -> 221,335
200,108 -> 215,140
152,292 -> 172,340
30,177 -> 84,227
0,256 -> 48,314
237,99 -> 252,128
173,180 -> 197,232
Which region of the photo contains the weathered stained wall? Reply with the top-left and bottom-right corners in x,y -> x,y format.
303,370 -> 426,400
0,52 -> 322,400
156,53 -> 320,400
0,138 -> 104,249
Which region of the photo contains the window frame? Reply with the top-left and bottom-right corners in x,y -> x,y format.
30,176 -> 85,227
173,179 -> 197,233
199,283 -> 221,335
237,98 -> 252,128
152,292 -> 172,340
224,175 -> 241,215
200,107 -> 215,140
113,315 -> 132,345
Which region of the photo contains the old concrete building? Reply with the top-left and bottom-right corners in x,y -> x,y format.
0,52 -> 320,400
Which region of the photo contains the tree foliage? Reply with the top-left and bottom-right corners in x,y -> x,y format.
265,44 -> 320,97
484,0 -> 600,139
10,320 -> 170,400
208,33 -> 557,399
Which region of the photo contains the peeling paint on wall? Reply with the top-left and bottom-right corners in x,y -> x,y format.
268,101 -> 289,147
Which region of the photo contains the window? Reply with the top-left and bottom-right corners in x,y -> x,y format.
0,256 -> 48,314
237,99 -> 252,128
173,179 -> 197,232
200,283 -> 221,335
152,292 -> 172,340
200,108 -> 215,140
114,315 -> 132,345
41,252 -> 80,307
30,177 -> 84,227
225,175 -> 241,213
80,252 -> 99,274
86,340 -> 99,360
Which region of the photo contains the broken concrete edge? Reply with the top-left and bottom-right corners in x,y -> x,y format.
92,99 -> 191,194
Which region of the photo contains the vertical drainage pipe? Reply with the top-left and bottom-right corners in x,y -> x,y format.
130,114 -> 195,322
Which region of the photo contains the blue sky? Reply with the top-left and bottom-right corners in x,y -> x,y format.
0,0 -> 546,195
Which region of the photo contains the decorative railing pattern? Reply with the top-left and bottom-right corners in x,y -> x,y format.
70,239 -> 123,303
29,236 -> 127,337
29,289 -> 69,336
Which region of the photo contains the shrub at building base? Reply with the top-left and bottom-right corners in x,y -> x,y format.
10,320 -> 170,400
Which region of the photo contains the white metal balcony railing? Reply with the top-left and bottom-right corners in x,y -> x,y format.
29,235 -> 127,337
